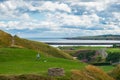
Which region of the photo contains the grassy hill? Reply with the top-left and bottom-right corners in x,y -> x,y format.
0,30 -> 73,59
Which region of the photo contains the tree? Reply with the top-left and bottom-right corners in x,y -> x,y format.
113,44 -> 117,48
106,52 -> 120,63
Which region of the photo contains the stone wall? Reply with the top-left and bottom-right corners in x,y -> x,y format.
48,68 -> 65,76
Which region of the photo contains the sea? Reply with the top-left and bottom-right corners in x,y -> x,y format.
28,38 -> 120,47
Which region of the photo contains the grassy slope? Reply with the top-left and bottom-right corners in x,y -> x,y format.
0,48 -> 86,75
0,30 -> 73,59
72,65 -> 114,80
14,36 -> 73,59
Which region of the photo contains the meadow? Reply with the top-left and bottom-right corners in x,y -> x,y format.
0,47 -> 115,76
0,48 -> 86,75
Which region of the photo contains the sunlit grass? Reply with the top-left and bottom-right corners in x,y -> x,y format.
0,48 -> 86,75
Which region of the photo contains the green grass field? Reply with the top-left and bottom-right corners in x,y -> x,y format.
106,48 -> 120,53
0,48 -> 86,75
0,47 -> 114,76
98,66 -> 114,72
59,46 -> 105,50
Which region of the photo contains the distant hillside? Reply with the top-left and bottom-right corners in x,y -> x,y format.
0,30 -> 73,59
65,35 -> 120,40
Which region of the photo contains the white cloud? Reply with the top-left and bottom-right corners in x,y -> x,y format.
25,1 -> 71,13
70,0 -> 119,12
112,12 -> 120,21
20,13 -> 31,20
0,21 -> 6,27
70,2 -> 107,11
39,1 -> 71,13
47,12 -> 100,28
0,20 -> 60,30
0,0 -> 31,20
0,0 -> 120,37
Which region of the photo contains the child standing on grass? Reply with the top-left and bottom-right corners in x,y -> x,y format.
36,53 -> 40,61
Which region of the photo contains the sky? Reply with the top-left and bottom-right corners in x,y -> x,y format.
0,0 -> 120,38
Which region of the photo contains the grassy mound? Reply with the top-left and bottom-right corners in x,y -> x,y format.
71,65 -> 115,80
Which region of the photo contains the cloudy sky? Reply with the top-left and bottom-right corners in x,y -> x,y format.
0,0 -> 120,38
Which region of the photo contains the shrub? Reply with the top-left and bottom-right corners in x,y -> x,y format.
91,62 -> 111,66
106,52 -> 120,63
113,44 -> 117,48
76,50 -> 96,62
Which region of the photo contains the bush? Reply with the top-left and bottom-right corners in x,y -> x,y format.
113,44 -> 117,48
106,52 -> 120,63
76,50 -> 96,62
91,62 -> 111,66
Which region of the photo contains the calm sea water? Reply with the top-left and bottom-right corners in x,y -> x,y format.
29,38 -> 66,42
28,38 -> 120,47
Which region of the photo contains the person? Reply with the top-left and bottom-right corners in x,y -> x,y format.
36,53 -> 40,61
